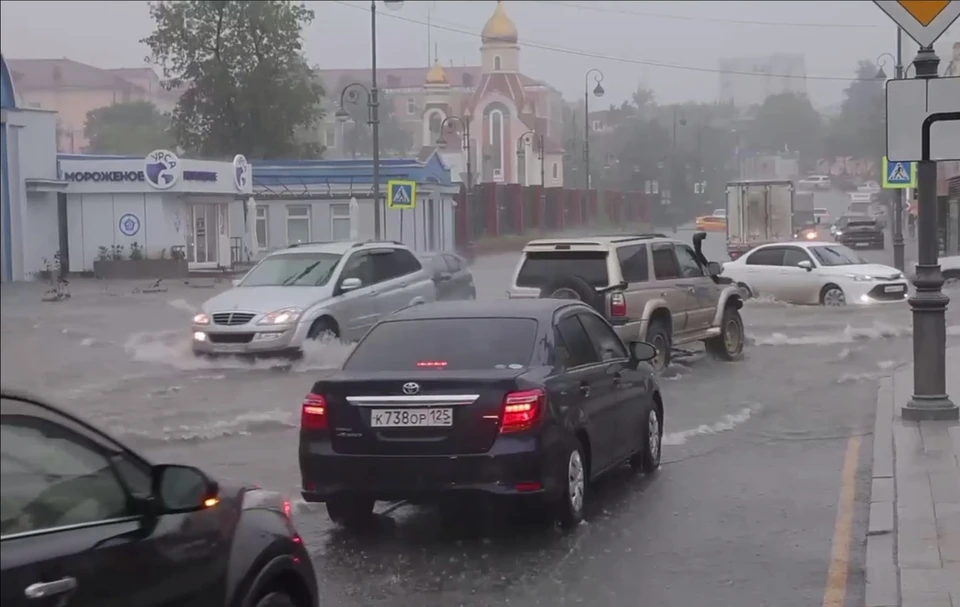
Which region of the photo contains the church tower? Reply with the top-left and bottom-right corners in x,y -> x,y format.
480,0 -> 519,74
421,55 -> 451,149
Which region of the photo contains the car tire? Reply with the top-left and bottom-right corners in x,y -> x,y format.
705,307 -> 745,361
820,283 -> 847,306
254,592 -> 298,607
308,317 -> 339,341
555,440 -> 587,530
646,320 -> 672,372
538,275 -> 603,314
326,496 -> 375,530
630,401 -> 662,473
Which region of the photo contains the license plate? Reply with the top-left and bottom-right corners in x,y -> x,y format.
854,242 -> 869,247
213,343 -> 246,353
884,285 -> 905,293
371,408 -> 453,428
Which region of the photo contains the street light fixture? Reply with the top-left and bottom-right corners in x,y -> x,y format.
516,130 -> 545,187
583,68 -> 605,220
436,115 -> 473,236
876,52 -> 896,79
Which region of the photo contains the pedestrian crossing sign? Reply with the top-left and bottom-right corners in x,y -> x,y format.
881,156 -> 916,189
387,180 -> 417,209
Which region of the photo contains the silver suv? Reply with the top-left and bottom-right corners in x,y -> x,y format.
192,241 -> 436,356
507,233 -> 745,370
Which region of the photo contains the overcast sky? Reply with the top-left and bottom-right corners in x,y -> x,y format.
1,0 -> 956,108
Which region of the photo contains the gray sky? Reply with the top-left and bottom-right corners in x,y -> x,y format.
1,0 -> 956,108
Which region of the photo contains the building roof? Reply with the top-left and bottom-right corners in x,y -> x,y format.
317,66 -> 541,91
481,0 -> 519,45
5,58 -> 140,91
253,148 -> 453,189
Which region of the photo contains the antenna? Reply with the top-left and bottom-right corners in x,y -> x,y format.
426,5 -> 431,67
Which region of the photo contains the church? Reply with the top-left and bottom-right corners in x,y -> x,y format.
318,0 -> 566,187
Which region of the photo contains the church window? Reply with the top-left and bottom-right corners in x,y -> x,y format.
553,163 -> 559,179
494,56 -> 502,71
489,109 -> 504,175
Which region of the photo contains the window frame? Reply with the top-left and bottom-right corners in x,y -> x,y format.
554,313 -> 602,369
576,312 -> 628,362
407,97 -> 417,115
255,204 -> 269,251
745,246 -> 786,266
651,243 -> 681,280
616,244 -> 649,283
673,245 -> 706,278
329,203 -> 351,242
285,204 -> 312,245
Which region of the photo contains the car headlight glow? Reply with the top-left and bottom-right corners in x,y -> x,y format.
193,313 -> 210,325
805,231 -> 817,240
257,307 -> 303,325
846,274 -> 874,282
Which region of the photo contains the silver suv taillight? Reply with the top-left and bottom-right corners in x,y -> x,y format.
610,292 -> 627,317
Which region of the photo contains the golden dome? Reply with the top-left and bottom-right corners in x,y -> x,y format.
425,59 -> 448,85
481,0 -> 518,44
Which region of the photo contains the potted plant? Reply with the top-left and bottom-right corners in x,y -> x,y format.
92,242 -> 189,279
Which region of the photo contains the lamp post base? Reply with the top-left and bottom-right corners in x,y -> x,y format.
902,396 -> 959,421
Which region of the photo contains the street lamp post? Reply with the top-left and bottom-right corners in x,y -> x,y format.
876,33 -> 905,272
902,46 -> 957,421
583,69 -> 605,223
436,115 -> 473,238
517,131 -> 545,232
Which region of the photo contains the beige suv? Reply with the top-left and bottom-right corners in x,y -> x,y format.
507,233 -> 745,370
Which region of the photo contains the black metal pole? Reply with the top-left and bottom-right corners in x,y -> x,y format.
902,46 -> 957,421
892,30 -> 906,272
370,0 -> 382,240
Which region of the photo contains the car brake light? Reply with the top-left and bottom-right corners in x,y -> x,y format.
416,360 -> 448,368
610,292 -> 627,317
500,389 -> 544,433
301,393 -> 328,430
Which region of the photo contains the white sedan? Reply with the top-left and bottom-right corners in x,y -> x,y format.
721,241 -> 909,306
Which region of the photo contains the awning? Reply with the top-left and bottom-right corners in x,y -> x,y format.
25,178 -> 68,193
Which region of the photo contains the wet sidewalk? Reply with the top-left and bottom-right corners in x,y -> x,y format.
866,347 -> 960,607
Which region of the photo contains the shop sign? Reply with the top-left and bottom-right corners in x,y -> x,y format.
63,170 -> 145,183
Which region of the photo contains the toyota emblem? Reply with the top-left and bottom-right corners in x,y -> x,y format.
402,382 -> 420,395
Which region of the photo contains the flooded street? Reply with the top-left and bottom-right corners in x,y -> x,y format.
3,237 -> 957,607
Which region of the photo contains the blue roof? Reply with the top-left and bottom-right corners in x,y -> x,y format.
253,150 -> 452,187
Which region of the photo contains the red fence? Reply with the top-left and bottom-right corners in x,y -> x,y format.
454,184 -> 656,246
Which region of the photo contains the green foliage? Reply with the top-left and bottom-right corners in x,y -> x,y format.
84,101 -> 175,155
741,92 -> 824,160
142,0 -> 326,159
335,76 -> 413,157
825,60 -> 885,159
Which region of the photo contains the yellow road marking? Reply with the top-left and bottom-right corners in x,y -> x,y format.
822,435 -> 862,607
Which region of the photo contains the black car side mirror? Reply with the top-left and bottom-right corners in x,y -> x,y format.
629,341 -> 658,363
706,261 -> 722,276
152,464 -> 219,514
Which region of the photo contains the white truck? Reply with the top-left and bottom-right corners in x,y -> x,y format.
725,180 -> 796,260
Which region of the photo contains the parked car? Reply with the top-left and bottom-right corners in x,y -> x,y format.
0,389 -> 317,607
192,241 -> 436,356
419,252 -> 476,300
506,232 -> 745,370
298,299 -> 664,530
798,175 -> 831,190
911,255 -> 960,282
720,242 -> 908,305
695,209 -> 726,232
835,216 -> 885,249
814,207 -> 831,225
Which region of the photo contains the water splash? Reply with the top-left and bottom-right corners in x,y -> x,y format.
752,322 -> 910,346
111,408 -> 298,445
662,406 -> 754,446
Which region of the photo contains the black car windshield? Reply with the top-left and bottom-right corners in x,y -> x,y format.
809,245 -> 867,266
516,252 -> 609,288
240,253 -> 342,287
344,318 -> 539,371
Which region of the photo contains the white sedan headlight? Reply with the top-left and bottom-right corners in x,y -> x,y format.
193,313 -> 210,325
845,274 -> 874,282
257,307 -> 303,325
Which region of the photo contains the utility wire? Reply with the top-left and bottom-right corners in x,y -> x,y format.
331,1 -> 874,82
540,1 -> 880,29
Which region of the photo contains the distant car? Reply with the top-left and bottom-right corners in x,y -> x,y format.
835,216 -> 885,249
192,240 -> 436,356
298,299 -> 665,530
720,241 -> 908,305
858,181 -> 881,195
798,175 -> 831,190
911,256 -> 960,282
0,389 -> 318,607
695,209 -> 726,231
419,252 -> 476,301
814,207 -> 831,225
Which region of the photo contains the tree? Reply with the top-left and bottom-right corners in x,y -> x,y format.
825,60 -> 885,159
83,101 -> 175,155
142,0 -> 325,159
741,92 -> 824,162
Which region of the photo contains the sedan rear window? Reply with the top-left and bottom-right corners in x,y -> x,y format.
344,318 -> 539,371
516,252 -> 609,288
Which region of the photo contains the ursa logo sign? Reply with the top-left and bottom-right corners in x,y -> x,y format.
144,149 -> 181,190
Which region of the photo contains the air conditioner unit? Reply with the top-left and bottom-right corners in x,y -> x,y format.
493,168 -> 504,183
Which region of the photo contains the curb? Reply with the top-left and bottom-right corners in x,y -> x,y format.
865,376 -> 900,607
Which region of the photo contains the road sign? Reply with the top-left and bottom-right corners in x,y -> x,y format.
882,156 -> 917,189
387,180 -> 416,209
873,1 -> 960,48
885,77 -> 960,162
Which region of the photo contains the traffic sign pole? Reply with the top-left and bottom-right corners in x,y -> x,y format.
903,46 -> 958,421
892,29 -> 905,272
